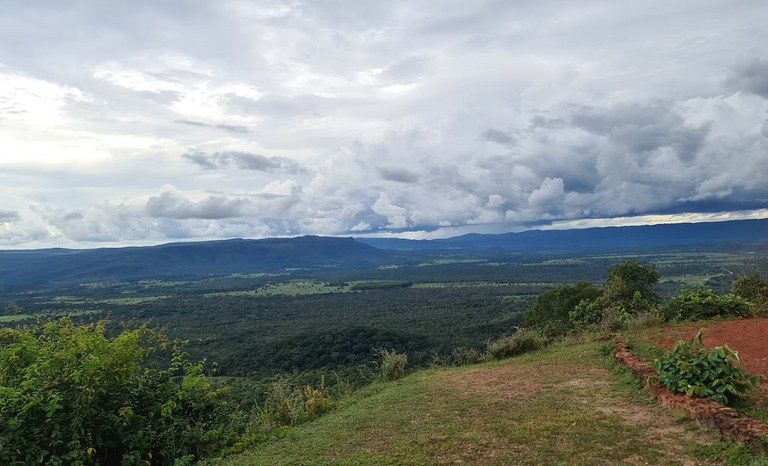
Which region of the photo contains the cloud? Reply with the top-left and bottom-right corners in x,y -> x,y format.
182,151 -> 308,174
528,177 -> 565,210
377,166 -> 419,183
0,1 -> 766,247
175,119 -> 250,134
0,211 -> 21,223
145,189 -> 248,219
723,58 -> 768,98
371,193 -> 409,229
480,128 -> 516,146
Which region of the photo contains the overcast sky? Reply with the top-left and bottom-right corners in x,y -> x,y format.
1,0 -> 767,249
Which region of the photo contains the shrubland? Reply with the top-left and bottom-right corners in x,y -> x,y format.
1,255 -> 768,463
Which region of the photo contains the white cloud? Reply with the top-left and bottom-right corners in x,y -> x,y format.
0,0 -> 766,247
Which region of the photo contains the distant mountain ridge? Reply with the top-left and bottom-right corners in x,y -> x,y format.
0,219 -> 765,285
0,236 -> 390,285
356,218 -> 768,252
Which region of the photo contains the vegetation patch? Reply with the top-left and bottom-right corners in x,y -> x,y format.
203,281 -> 354,298
654,332 -> 763,405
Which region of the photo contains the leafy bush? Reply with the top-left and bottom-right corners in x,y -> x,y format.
429,347 -> 489,367
487,328 -> 548,360
664,286 -> 751,321
256,377 -> 333,428
603,260 -> 660,308
0,319 -> 239,465
732,272 -> 768,315
653,332 -> 763,405
376,348 -> 408,381
524,282 -> 600,337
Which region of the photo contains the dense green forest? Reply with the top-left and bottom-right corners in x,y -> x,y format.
2,249 -> 765,387
2,246 -> 768,464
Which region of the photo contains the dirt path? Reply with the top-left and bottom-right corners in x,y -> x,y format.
663,318 -> 768,379
430,349 -> 720,465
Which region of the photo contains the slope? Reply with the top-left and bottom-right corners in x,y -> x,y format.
221,339 -> 721,465
358,218 -> 768,252
0,236 -> 392,285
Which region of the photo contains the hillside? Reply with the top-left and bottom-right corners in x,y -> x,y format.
221,338 -> 723,465
0,236 -> 391,285
358,218 -> 768,252
1,219 -> 765,286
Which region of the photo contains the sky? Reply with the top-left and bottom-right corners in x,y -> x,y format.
1,0 -> 767,249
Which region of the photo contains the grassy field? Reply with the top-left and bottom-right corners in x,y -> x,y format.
221,337 -> 732,466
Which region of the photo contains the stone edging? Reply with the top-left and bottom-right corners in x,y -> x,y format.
613,340 -> 768,453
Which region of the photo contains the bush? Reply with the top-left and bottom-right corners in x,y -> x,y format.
524,282 -> 600,337
0,319 -> 238,465
653,332 -> 763,405
375,348 -> 408,381
256,377 -> 332,428
664,286 -> 751,321
429,347 -> 490,368
732,272 -> 768,315
487,328 -> 547,360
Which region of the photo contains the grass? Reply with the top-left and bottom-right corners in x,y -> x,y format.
0,309 -> 102,323
220,338 -> 726,465
203,281 -> 354,298
0,314 -> 34,322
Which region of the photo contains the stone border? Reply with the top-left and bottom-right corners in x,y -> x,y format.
613,340 -> 768,453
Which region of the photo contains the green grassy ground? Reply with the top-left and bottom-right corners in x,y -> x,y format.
220,338 -> 728,465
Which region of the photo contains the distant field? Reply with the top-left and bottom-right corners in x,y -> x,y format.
1,246 -> 764,383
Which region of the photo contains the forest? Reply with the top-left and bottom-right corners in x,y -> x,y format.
1,244 -> 768,464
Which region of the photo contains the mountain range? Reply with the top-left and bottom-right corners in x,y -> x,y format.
0,219 -> 765,285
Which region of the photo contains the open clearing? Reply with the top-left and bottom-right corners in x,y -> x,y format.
222,339 -> 723,465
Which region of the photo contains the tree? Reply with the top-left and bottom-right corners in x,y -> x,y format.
524,282 -> 600,337
732,272 -> 768,314
603,259 -> 660,308
569,260 -> 660,330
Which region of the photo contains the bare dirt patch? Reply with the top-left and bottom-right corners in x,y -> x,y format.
440,364 -> 545,399
663,318 -> 768,380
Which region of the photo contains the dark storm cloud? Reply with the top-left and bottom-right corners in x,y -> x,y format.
377,166 -> 420,183
145,191 -> 247,219
182,151 -> 307,174
570,103 -> 709,162
0,210 -> 21,223
723,58 -> 768,98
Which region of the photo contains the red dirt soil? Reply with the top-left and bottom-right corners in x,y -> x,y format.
663,318 -> 768,380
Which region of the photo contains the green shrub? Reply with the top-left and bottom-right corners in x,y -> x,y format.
375,348 -> 408,381
622,310 -> 665,331
257,377 -> 333,428
664,286 -> 751,321
653,332 -> 763,405
0,319 -> 239,465
732,272 -> 768,315
524,282 -> 600,337
487,328 -> 547,360
429,347 -> 490,368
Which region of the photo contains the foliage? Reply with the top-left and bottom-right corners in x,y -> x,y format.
0,319 -> 239,465
653,332 -> 763,405
664,286 -> 751,321
524,282 -> 600,337
487,328 -> 548,360
566,260 -> 660,331
604,259 -> 660,307
376,348 -> 408,381
255,377 -> 333,429
732,272 -> 768,315
429,347 -> 489,367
